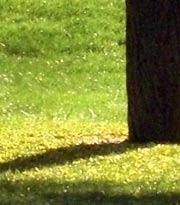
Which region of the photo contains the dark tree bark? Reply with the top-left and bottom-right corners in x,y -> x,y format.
126,1 -> 180,142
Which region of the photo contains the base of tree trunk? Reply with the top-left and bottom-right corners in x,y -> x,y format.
126,1 -> 180,142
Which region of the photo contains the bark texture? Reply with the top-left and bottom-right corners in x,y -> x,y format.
126,1 -> 180,142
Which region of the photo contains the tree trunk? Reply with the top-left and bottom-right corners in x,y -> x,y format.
126,1 -> 180,142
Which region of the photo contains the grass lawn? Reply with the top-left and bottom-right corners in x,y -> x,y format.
0,0 -> 180,205
0,0 -> 126,123
1,120 -> 180,205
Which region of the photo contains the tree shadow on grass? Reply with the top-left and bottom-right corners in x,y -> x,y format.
0,179 -> 180,205
46,192 -> 180,205
0,139 -> 153,172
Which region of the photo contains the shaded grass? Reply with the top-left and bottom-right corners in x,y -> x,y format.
0,139 -> 129,172
1,179 -> 180,205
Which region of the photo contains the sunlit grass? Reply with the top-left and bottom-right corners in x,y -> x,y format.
0,120 -> 180,204
0,0 -> 126,123
1,0 -> 180,205
0,50 -> 126,122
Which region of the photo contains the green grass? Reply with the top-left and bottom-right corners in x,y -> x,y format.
0,0 -> 126,123
1,0 -> 180,205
